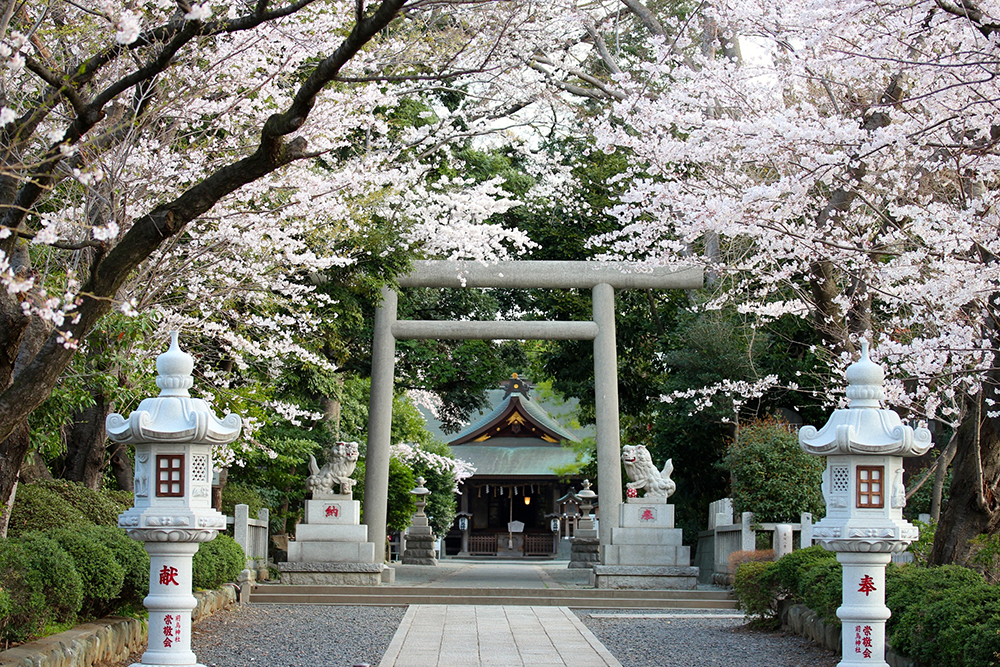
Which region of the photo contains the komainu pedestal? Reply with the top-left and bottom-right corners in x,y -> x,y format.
592,445 -> 698,589
279,441 -> 386,585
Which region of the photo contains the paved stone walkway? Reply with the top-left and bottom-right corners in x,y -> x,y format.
378,605 -> 622,667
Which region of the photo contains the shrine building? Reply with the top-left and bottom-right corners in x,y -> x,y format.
446,374 -> 586,558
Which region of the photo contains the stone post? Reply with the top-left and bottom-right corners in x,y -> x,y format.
365,286 -> 398,558
592,283 -> 622,552
108,332 -> 242,667
799,341 -> 932,667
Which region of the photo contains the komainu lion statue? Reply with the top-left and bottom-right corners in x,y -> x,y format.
622,444 -> 676,500
307,441 -> 360,497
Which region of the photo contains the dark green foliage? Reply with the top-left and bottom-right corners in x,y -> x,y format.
720,418 -> 825,522
733,560 -> 780,627
799,558 -> 842,624
79,525 -> 148,608
33,479 -> 129,526
354,458 -> 417,534
0,538 -> 48,643
44,528 -> 124,617
7,480 -> 131,538
771,544 -> 837,597
885,563 -> 985,654
220,482 -> 267,519
886,565 -> 1000,667
7,482 -> 88,537
17,533 -> 83,624
192,534 -> 245,589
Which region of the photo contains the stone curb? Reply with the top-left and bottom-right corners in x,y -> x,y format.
0,586 -> 237,667
779,601 -> 919,667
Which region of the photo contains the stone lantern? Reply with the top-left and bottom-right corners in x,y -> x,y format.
799,341 -> 932,667
108,332 -> 242,667
402,477 -> 437,565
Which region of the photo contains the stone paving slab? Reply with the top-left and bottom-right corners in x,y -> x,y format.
378,605 -> 623,667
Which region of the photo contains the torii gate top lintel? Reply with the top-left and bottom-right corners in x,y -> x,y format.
398,260 -> 703,290
364,260 -> 703,563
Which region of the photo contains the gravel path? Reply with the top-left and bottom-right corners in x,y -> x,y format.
191,605 -> 406,667
106,605 -> 838,667
575,611 -> 839,667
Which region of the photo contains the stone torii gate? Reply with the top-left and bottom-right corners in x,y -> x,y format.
363,260 -> 703,557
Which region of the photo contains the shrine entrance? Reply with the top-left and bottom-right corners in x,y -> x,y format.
363,260 -> 702,561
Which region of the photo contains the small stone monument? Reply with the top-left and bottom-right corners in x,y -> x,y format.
279,440 -> 384,585
402,477 -> 437,565
592,444 -> 698,589
800,341 -> 932,667
109,332 -> 242,667
568,480 -> 599,568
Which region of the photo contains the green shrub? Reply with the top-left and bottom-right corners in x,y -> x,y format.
30,479 -> 129,527
799,558 -> 842,624
721,418 -> 825,522
220,482 -> 267,519
18,533 -> 83,624
0,585 -> 11,630
771,544 -> 837,598
733,560 -> 780,628
7,483 -> 88,537
0,538 -> 47,643
192,534 -> 245,589
79,525 -> 148,608
886,564 -> 985,658
893,581 -> 1000,667
43,528 -> 124,617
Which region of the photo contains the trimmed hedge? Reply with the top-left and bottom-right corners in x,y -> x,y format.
0,538 -> 48,643
192,533 -> 245,590
80,525 -> 149,608
43,528 -> 125,617
734,548 -> 1000,666
18,533 -> 83,624
6,484 -> 88,537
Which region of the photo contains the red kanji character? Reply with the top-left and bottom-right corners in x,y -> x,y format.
640,509 -> 654,521
325,505 -> 339,517
863,648 -> 872,659
863,625 -> 873,635
863,636 -> 874,648
159,565 -> 180,586
163,638 -> 173,648
164,614 -> 174,624
856,625 -> 862,632
858,575 -> 877,596
163,626 -> 173,637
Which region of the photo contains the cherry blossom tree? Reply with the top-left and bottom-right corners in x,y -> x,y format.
589,0 -> 999,563
0,0 -> 597,533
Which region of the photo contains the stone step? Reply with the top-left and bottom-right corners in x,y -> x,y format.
249,585 -> 737,609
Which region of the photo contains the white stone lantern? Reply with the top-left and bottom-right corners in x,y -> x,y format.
108,332 -> 242,667
799,341 -> 931,667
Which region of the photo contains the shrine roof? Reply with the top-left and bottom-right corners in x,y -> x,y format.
449,441 -> 582,477
448,392 -> 579,446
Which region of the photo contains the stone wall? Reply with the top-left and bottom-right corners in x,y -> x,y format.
778,601 -> 919,667
0,586 -> 237,667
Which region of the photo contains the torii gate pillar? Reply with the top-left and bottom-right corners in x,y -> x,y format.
364,261 -> 703,559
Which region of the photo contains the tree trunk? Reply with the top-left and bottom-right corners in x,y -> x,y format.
108,439 -> 133,492
0,422 -> 29,537
19,451 -> 52,484
929,392 -> 1000,565
58,388 -> 113,489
